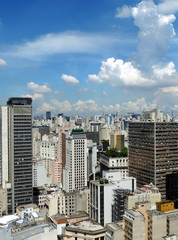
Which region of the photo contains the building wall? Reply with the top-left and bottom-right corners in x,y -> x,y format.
129,122 -> 178,199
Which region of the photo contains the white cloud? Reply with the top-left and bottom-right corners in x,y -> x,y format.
74,99 -> 99,112
132,0 -> 176,70
153,62 -> 176,79
158,0 -> 178,14
0,58 -> 7,66
27,81 -> 52,93
89,0 -> 177,88
61,74 -> 79,85
36,102 -> 55,113
22,93 -> 43,100
121,98 -> 150,113
116,5 -> 132,18
4,31 -> 117,60
102,104 -> 120,112
88,57 -> 154,87
52,99 -> 72,112
160,86 -> 178,94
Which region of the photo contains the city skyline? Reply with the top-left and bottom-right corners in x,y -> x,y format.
0,0 -> 178,116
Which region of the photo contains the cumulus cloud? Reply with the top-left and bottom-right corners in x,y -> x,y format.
88,57 -> 154,87
36,102 -> 55,113
152,62 -> 176,79
61,74 -> 79,85
90,0 -> 177,88
121,98 -> 150,113
35,97 -> 161,115
27,81 -> 52,93
158,0 -> 178,14
74,99 -> 99,112
0,58 -> 7,65
116,5 -> 132,18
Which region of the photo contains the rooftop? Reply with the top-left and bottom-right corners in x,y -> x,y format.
66,220 -> 105,234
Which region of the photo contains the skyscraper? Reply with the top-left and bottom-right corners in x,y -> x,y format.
63,134 -> 87,192
128,122 -> 178,199
46,111 -> 51,120
2,97 -> 33,213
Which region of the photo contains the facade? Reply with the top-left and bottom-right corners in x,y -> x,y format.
87,139 -> 97,180
63,134 -> 87,192
46,111 -> 51,120
142,109 -> 163,122
124,210 -> 145,240
64,220 -> 105,240
90,172 -> 136,226
100,154 -> 128,179
2,98 -> 33,213
45,188 -> 89,217
128,122 -> 178,199
110,132 -> 124,151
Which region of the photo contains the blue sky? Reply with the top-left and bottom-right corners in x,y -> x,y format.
0,0 -> 178,116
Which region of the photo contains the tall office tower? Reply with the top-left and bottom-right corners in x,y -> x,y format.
46,111 -> 51,120
63,134 -> 87,192
2,98 -> 33,213
128,122 -> 178,199
54,128 -> 66,184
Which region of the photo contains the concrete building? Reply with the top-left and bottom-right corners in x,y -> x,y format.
90,171 -> 136,226
40,135 -> 58,160
87,139 -> 97,180
63,134 -> 87,192
33,159 -> 50,186
110,131 -> 124,151
45,187 -> 89,217
1,98 -> 33,213
128,122 -> 178,199
105,223 -> 124,240
64,220 -> 105,240
100,154 -> 128,179
124,210 -> 145,240
142,109 -> 163,122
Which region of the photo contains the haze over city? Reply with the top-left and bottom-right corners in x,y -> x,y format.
0,0 -> 178,116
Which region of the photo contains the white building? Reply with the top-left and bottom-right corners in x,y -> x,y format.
90,171 -> 136,226
100,154 -> 128,179
63,134 -> 87,192
40,135 -> 58,160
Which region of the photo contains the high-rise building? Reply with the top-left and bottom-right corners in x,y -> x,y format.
63,134 -> 87,192
128,122 -> 178,199
1,97 -> 33,213
46,111 -> 51,120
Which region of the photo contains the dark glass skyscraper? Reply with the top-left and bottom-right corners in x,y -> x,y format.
6,97 -> 33,212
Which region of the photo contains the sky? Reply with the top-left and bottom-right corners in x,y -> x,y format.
0,0 -> 178,116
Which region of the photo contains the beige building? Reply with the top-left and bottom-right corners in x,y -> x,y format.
64,220 -> 105,240
110,131 -> 124,151
45,188 -> 89,217
124,210 -> 145,240
0,188 -> 7,216
125,184 -> 161,210
105,223 -> 124,240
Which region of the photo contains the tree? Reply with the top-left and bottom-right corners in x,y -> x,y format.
102,140 -> 109,151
